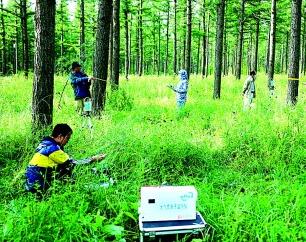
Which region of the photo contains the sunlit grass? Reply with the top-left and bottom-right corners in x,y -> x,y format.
0,72 -> 305,241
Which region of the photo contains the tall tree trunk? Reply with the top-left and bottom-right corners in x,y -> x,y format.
112,0 -> 120,89
287,0 -> 302,105
227,49 -> 230,75
109,10 -> 113,80
182,36 -> 186,70
32,0 -> 56,128
158,14 -> 161,76
165,0 -> 170,75
232,48 -> 236,75
153,21 -> 156,73
60,0 -> 64,74
235,0 -> 245,80
223,22 -> 227,76
135,13 -> 139,75
124,2 -> 129,80
15,8 -> 19,74
173,0 -> 177,74
285,31 -> 289,73
205,13 -> 210,78
185,0 -> 192,78
281,43 -> 285,73
138,0 -> 143,76
254,18 -> 260,72
20,0 -> 29,78
201,0 -> 206,78
129,13 -> 132,75
182,35 -> 186,69
80,0 -> 85,65
196,22 -> 201,75
92,0 -> 112,114
0,0 -> 7,75
267,0 -> 276,88
302,13 -> 306,75
247,32 -> 253,74
213,0 -> 225,99
265,29 -> 270,74
223,3 -> 227,76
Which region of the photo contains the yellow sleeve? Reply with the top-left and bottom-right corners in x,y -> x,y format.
49,149 -> 70,164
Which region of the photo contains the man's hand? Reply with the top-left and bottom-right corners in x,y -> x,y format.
91,154 -> 106,162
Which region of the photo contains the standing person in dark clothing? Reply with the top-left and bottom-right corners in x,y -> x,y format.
68,62 -> 92,114
25,124 -> 106,194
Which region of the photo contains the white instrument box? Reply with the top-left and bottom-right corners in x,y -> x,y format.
139,186 -> 197,222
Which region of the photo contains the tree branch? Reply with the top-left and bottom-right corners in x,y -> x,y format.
0,7 -> 20,18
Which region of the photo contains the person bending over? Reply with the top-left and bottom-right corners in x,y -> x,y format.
25,123 -> 105,194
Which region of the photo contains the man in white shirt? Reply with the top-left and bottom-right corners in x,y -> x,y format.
242,71 -> 256,110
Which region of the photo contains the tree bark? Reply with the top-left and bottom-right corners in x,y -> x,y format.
254,18 -> 259,72
92,0 -> 112,114
196,22 -> 201,75
247,32 -> 253,74
223,20 -> 227,76
20,0 -> 29,78
32,0 -> 56,128
0,0 -> 7,75
287,0 -> 302,105
281,43 -> 284,73
285,31 -> 289,73
138,0 -> 143,76
213,0 -> 225,99
112,0 -> 120,89
124,2 -> 129,80
165,0 -> 170,75
173,0 -> 177,74
59,0 -> 65,74
15,8 -> 19,74
152,19 -> 157,73
302,12 -> 306,75
109,9 -> 113,80
158,13 -> 161,75
235,0 -> 245,80
80,0 -> 85,65
201,0 -> 206,78
129,13 -> 132,75
135,12 -> 139,75
267,0 -> 276,88
205,13 -> 210,78
265,29 -> 270,74
185,0 -> 192,78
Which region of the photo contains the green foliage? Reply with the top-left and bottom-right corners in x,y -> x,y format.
0,73 -> 305,241
106,88 -> 134,111
0,0 -> 301,77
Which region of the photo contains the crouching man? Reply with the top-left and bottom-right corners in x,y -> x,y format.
25,123 -> 105,194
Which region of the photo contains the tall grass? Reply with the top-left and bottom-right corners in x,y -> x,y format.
0,73 -> 305,241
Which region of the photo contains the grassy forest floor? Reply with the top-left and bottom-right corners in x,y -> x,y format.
0,73 -> 305,241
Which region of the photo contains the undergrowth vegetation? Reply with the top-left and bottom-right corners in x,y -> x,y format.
0,73 -> 305,241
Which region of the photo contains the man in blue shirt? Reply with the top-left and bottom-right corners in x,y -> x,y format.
68,62 -> 92,114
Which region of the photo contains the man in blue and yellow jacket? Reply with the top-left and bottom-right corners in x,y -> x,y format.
25,124 -> 105,193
